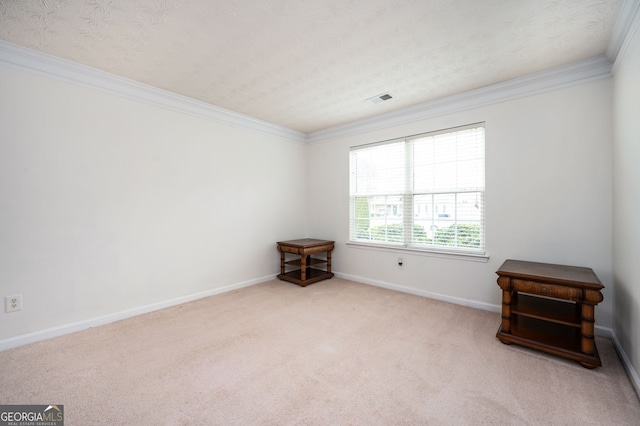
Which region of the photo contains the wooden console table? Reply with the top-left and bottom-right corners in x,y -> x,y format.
277,239 -> 334,287
495,259 -> 604,368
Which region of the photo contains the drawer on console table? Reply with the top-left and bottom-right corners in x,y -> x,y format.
277,242 -> 334,255
512,279 -> 582,301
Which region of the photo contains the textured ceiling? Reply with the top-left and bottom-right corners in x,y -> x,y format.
0,0 -> 624,134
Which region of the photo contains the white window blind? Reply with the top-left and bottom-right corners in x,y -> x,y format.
349,124 -> 485,254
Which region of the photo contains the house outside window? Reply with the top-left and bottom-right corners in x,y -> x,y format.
349,123 -> 485,254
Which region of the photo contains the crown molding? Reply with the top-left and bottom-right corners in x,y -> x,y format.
0,39 -> 618,146
608,0 -> 640,72
306,55 -> 613,144
0,40 -> 306,143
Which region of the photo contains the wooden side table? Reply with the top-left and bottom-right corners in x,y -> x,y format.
495,259 -> 604,368
277,239 -> 334,287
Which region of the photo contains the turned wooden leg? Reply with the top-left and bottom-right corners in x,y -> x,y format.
580,304 -> 596,355
497,275 -> 513,334
300,255 -> 307,281
501,289 -> 512,333
280,251 -> 285,275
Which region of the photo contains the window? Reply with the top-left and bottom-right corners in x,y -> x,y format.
349,123 -> 485,254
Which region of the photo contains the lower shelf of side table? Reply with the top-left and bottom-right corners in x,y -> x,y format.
285,258 -> 326,267
496,315 -> 601,368
277,268 -> 334,287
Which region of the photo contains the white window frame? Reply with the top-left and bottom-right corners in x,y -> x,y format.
349,123 -> 486,258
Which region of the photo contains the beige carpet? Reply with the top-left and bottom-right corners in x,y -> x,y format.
1,278 -> 638,425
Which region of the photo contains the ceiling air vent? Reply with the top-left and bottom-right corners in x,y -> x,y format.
367,93 -> 394,104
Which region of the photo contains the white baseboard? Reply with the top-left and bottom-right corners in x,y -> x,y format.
335,272 -> 615,337
4,270 -> 638,399
0,274 -> 276,352
610,329 -> 640,399
335,271 -> 638,396
335,271 -> 503,314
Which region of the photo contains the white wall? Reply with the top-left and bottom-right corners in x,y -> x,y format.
0,48 -> 619,354
613,23 -> 640,384
0,63 -> 307,342
307,79 -> 614,328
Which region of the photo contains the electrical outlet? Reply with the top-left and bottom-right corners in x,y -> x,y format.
5,294 -> 22,313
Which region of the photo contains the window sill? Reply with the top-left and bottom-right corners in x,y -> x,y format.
346,241 -> 490,263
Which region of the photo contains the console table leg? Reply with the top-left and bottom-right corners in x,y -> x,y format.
497,276 -> 512,334
326,250 -> 332,274
580,304 -> 596,355
300,255 -> 307,281
501,289 -> 512,333
280,251 -> 285,275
